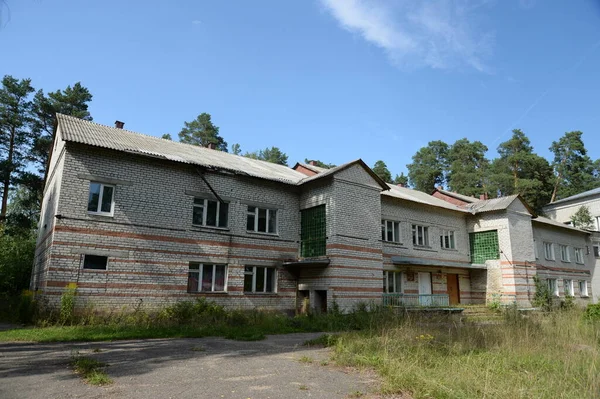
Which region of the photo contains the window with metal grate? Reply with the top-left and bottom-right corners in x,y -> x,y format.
301,205 -> 326,258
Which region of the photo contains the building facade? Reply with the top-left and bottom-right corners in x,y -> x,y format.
31,115 -> 597,312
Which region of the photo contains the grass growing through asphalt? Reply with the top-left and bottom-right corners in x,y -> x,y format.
330,308 -> 600,399
71,356 -> 112,386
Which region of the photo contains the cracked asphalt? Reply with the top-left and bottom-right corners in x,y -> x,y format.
0,333 -> 377,399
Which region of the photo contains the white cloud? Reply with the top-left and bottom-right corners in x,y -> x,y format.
319,0 -> 495,72
192,20 -> 202,25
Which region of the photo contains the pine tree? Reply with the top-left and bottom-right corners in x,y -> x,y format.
407,140 -> 448,192
179,113 -> 227,151
372,160 -> 392,183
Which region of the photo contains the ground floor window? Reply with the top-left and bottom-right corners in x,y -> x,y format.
547,278 -> 558,297
579,280 -> 589,297
564,279 -> 573,297
187,263 -> 227,292
83,255 -> 108,270
244,266 -> 276,293
384,271 -> 402,293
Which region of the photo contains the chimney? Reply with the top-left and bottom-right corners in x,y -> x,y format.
308,160 -> 317,166
206,142 -> 217,150
480,193 -> 489,200
397,183 -> 404,188
115,120 -> 124,129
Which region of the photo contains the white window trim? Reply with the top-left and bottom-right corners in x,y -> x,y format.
544,242 -> 555,261
247,206 -> 278,234
564,279 -> 574,297
384,271 -> 402,293
412,224 -> 430,247
188,264 -> 228,293
244,266 -> 277,293
381,220 -> 401,243
87,182 -> 115,216
579,280 -> 589,297
574,247 -> 584,264
440,229 -> 456,250
547,278 -> 559,297
82,254 -> 109,270
192,198 -> 228,228
559,245 -> 571,263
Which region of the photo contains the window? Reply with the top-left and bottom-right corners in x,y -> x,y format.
382,220 -> 401,243
544,242 -> 555,260
192,198 -> 228,228
575,247 -> 584,264
187,263 -> 227,292
533,239 -> 539,259
83,255 -> 108,270
440,230 -> 456,249
247,206 -> 277,234
594,245 -> 600,258
87,182 -> 114,215
244,266 -> 276,293
384,271 -> 402,293
559,245 -> 571,262
301,205 -> 326,257
412,225 -> 429,246
469,230 -> 500,264
579,280 -> 589,297
564,279 -> 573,297
547,278 -> 558,297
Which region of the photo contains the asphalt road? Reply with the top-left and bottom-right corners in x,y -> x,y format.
0,333 -> 377,399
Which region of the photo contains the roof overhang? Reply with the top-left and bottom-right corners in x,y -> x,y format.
391,256 -> 485,269
282,258 -> 330,268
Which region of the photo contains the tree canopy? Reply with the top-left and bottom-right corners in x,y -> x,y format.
245,147 -> 288,166
178,113 -> 227,151
372,160 -> 392,183
407,140 -> 448,192
304,159 -> 336,169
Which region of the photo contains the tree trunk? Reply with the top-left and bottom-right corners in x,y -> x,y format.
550,156 -> 568,203
0,126 -> 15,222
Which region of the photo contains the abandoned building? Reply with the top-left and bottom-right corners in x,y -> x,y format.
31,114 -> 598,312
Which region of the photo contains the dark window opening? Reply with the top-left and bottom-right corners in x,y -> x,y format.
83,255 -> 108,270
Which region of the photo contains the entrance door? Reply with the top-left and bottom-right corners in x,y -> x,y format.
314,290 -> 327,313
418,272 -> 432,306
447,274 -> 460,305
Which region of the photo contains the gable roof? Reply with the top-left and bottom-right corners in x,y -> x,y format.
432,188 -> 477,203
292,162 -> 329,174
57,114 -> 310,185
383,185 -> 468,213
299,159 -> 390,190
544,187 -> 600,207
461,195 -> 536,216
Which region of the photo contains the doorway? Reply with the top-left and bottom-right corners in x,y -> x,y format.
447,274 -> 460,305
418,272 -> 432,306
297,290 -> 309,314
313,290 -> 327,313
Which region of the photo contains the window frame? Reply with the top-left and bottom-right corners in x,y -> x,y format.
243,266 -> 277,293
559,245 -> 571,262
440,229 -> 456,250
543,242 -> 555,261
192,197 -> 229,228
246,206 -> 278,234
384,271 -> 402,293
187,263 -> 228,293
563,279 -> 574,297
87,182 -> 115,216
574,247 -> 584,264
547,278 -> 559,297
579,280 -> 589,297
381,220 -> 401,243
412,224 -> 430,247
82,254 -> 108,270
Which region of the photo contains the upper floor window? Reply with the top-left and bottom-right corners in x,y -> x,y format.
559,245 -> 570,262
247,206 -> 277,234
193,198 -> 228,228
187,263 -> 227,293
469,230 -> 500,264
301,205 -> 326,257
412,224 -> 429,247
440,230 -> 456,249
574,247 -> 584,264
594,245 -> 600,258
382,220 -> 401,243
87,182 -> 114,216
244,266 -> 276,293
544,242 -> 555,260
83,255 -> 108,270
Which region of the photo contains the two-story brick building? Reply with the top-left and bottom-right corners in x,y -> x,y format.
31,115 -> 596,313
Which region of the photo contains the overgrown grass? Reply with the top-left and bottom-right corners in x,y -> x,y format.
331,309 -> 600,398
71,356 -> 112,386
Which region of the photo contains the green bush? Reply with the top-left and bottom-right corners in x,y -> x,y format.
60,283 -> 77,325
583,303 -> 600,321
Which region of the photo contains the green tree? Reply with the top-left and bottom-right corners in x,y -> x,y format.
372,160 -> 392,183
407,140 -> 449,192
179,113 -> 227,151
571,205 -> 594,229
488,129 -> 553,212
393,173 -> 409,186
0,76 -> 35,223
549,131 -> 600,202
0,227 -> 35,294
245,147 -> 288,166
447,138 -> 489,197
231,143 -> 241,155
304,159 -> 336,169
161,133 -> 172,140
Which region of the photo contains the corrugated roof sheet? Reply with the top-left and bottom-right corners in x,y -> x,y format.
296,162 -> 330,174
461,195 -> 521,214
57,114 -> 309,185
383,184 -> 467,212
544,187 -> 600,207
435,188 -> 477,203
533,216 -> 590,233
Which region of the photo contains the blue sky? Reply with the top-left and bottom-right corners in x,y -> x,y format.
2,0 -> 600,177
